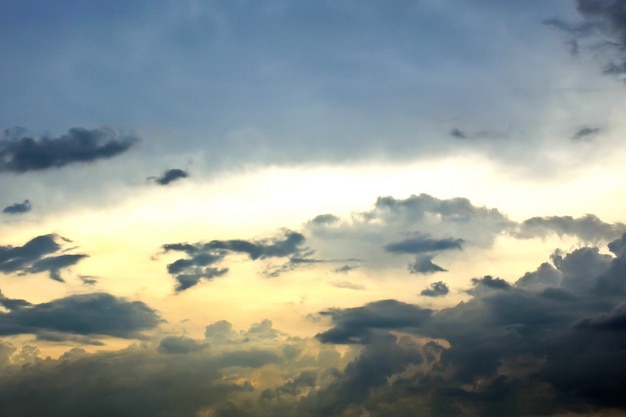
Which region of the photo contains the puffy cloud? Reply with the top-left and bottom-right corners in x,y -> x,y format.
0,127 -> 138,173
409,255 -> 448,274
149,168 -> 189,185
518,214 -> 626,243
2,199 -> 31,214
0,234 -> 87,282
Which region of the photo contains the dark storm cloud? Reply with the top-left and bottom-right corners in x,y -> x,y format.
0,292 -> 160,339
518,213 -> 626,242
408,255 -> 448,274
150,168 -> 189,185
303,233 -> 626,416
2,199 -> 31,214
548,0 -> 626,78
572,126 -> 602,141
385,236 -> 464,254
420,281 -> 450,297
0,127 -> 138,173
0,234 -> 88,282
162,230 -> 308,291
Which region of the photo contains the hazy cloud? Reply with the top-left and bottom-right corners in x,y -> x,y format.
572,126 -> 602,141
150,168 -> 189,185
0,127 -> 138,173
2,199 -> 31,214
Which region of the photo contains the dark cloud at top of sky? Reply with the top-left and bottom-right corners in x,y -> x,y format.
0,292 -> 160,340
0,234 -> 87,282
0,127 -> 138,173
149,168 -> 189,185
2,199 -> 31,214
572,126 -> 602,141
547,0 -> 626,78
162,230 -> 308,291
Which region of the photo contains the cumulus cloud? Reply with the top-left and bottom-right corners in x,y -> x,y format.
0,234 -> 88,282
2,199 -> 31,214
149,168 -> 189,185
161,230 -> 309,291
408,255 -> 447,274
0,127 -> 138,173
518,213 -> 626,243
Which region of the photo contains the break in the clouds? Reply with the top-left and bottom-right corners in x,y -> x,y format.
2,199 -> 31,214
0,234 -> 87,282
149,168 -> 189,185
161,230 -> 308,291
0,127 -> 138,173
0,292 -> 160,341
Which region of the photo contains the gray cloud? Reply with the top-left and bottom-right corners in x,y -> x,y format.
518,213 -> 626,243
162,230 -> 308,291
2,199 -> 31,214
385,236 -> 464,255
420,281 -> 450,297
150,168 -> 189,185
0,292 -> 160,340
572,126 -> 602,141
0,127 -> 138,173
158,336 -> 208,354
408,255 -> 448,274
0,234 -> 88,282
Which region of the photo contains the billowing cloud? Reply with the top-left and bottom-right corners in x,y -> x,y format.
0,292 -> 160,340
149,168 -> 189,185
0,234 -> 88,282
420,281 -> 450,297
0,127 -> 138,173
2,199 -> 31,214
161,230 -> 308,291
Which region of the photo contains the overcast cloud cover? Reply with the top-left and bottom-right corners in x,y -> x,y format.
1,1 -> 626,416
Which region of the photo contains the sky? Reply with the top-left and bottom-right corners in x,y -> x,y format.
1,0 -> 626,416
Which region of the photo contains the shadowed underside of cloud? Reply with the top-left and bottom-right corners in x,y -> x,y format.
162,230 -> 309,291
420,281 -> 450,297
0,234 -> 88,282
0,127 -> 138,173
2,199 -> 31,214
149,168 -> 189,185
518,213 -> 626,243
0,292 -> 160,341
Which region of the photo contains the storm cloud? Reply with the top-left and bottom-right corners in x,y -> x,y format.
0,127 -> 138,173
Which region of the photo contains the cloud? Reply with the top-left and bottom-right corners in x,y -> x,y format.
162,230 -> 308,291
572,126 -> 602,141
2,199 -> 31,214
0,127 -> 138,173
158,336 -> 208,354
330,280 -> 365,291
0,234 -> 88,282
384,236 -> 464,255
420,281 -> 449,297
408,255 -> 447,274
149,168 -> 189,185
517,213 -> 626,243
0,292 -> 160,340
